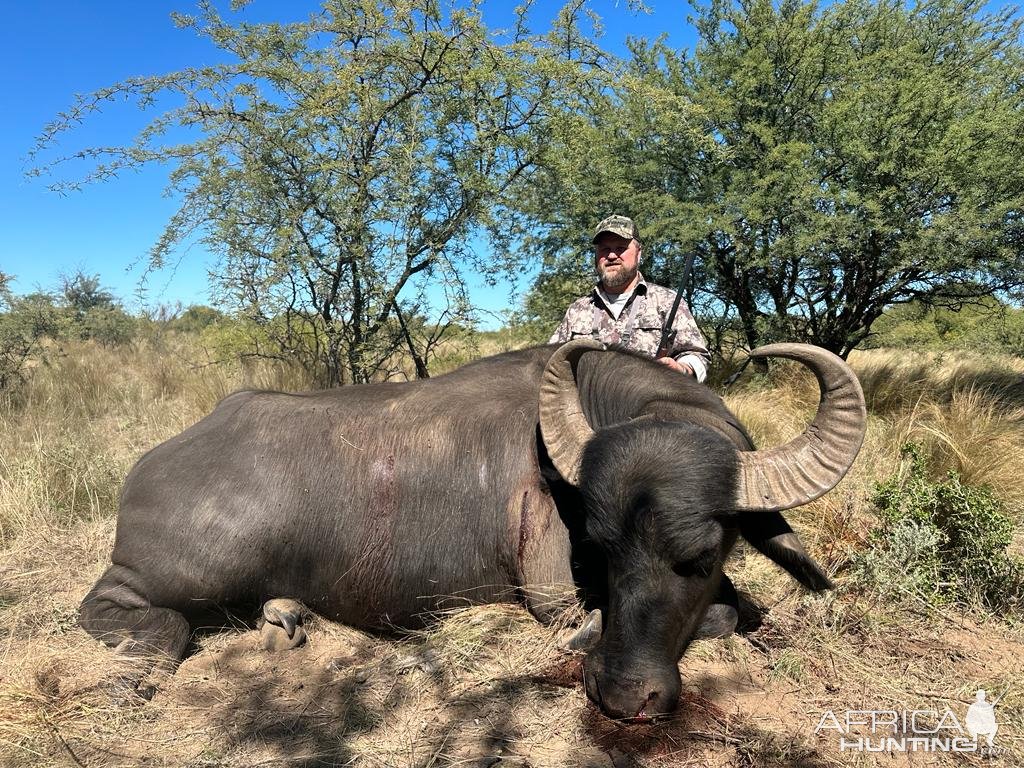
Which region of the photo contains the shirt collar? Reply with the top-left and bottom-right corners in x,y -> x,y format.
592,273 -> 648,304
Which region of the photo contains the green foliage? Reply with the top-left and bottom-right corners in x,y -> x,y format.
0,276 -> 61,393
0,271 -> 166,396
28,0 -> 1024,362
31,0 -> 602,385
57,271 -> 137,346
168,305 -> 223,334
75,305 -> 137,347
856,444 -> 1024,615
60,272 -> 116,316
198,314 -> 277,362
523,0 -> 1024,356
523,268 -> 594,332
867,300 -> 1024,355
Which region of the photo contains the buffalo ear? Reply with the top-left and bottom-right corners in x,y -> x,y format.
737,511 -> 833,592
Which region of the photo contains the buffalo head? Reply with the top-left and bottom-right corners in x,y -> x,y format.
538,340 -> 865,719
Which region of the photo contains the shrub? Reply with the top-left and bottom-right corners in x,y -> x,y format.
76,305 -> 137,347
866,299 -> 1024,355
57,272 -> 137,346
0,285 -> 60,394
855,443 -> 1024,615
169,305 -> 223,334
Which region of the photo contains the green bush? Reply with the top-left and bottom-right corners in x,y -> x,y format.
75,305 -> 137,347
855,443 -> 1024,615
867,299 -> 1024,355
0,287 -> 61,394
48,271 -> 137,347
169,305 -> 223,334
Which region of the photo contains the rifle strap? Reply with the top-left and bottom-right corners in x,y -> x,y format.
591,291 -> 641,346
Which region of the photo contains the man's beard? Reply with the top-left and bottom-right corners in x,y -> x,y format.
598,263 -> 637,293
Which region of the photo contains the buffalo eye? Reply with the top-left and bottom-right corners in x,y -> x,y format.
672,547 -> 718,579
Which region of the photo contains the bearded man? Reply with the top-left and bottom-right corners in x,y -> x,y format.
549,214 -> 711,382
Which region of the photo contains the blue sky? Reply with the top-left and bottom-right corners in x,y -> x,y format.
1,0 -> 697,322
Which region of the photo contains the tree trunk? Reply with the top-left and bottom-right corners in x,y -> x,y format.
393,300 -> 429,379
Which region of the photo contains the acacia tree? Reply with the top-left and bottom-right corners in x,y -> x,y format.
0,275 -> 60,392
523,0 -> 1024,358
31,0 -> 600,384
509,50 -> 719,338
686,0 -> 1024,355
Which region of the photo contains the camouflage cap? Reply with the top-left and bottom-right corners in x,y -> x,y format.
592,214 -> 639,244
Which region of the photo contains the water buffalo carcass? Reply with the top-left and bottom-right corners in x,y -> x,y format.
80,339 -> 865,719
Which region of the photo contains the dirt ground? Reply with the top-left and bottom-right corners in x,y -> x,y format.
2,515 -> 1021,768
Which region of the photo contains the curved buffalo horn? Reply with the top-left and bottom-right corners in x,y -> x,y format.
539,339 -> 603,484
733,343 -> 866,512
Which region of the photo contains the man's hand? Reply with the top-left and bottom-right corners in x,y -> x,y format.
656,356 -> 694,377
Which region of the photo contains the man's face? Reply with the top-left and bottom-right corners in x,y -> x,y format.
594,233 -> 641,292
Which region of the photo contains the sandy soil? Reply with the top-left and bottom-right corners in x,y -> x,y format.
2,516 -> 1021,768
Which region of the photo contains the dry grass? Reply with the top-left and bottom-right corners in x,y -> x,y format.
1,338 -> 1023,766
851,349 -> 1024,515
0,337 -> 311,546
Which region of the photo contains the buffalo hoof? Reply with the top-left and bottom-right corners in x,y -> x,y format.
558,609 -> 603,652
103,669 -> 156,706
105,638 -> 176,704
259,598 -> 308,652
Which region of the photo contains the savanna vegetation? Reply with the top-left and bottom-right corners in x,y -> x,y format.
27,0 -> 1024,384
5,0 -> 1024,764
0,299 -> 1022,766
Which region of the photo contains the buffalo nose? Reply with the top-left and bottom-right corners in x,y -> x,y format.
589,677 -> 662,720
601,690 -> 661,721
639,690 -> 662,718
584,656 -> 681,719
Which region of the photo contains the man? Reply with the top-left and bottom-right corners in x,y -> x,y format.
549,214 -> 711,382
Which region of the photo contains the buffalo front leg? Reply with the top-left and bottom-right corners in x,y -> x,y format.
79,564 -> 191,699
516,483 -> 579,622
259,598 -> 308,651
693,574 -> 739,640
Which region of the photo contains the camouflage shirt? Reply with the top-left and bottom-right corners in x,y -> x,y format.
548,275 -> 711,381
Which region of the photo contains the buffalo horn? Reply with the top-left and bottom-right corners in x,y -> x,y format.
734,343 -> 866,511
539,339 -> 602,484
